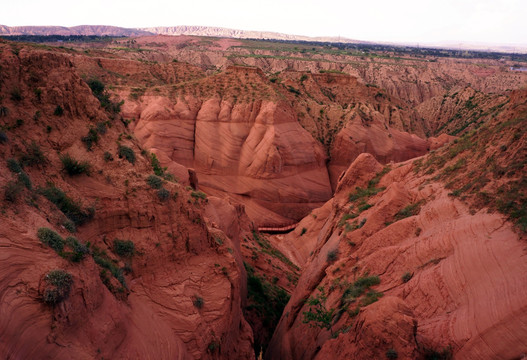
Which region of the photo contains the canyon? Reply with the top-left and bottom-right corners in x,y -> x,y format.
0,34 -> 525,359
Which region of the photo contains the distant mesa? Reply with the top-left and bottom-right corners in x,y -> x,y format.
0,24 -> 363,44
0,25 -> 152,37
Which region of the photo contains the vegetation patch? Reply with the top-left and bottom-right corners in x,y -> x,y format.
420,105 -> 527,232
421,346 -> 453,360
192,295 -> 204,309
302,286 -> 335,334
146,175 -> 163,189
245,262 -> 290,348
190,190 -> 207,201
64,236 -> 89,262
37,228 -> 88,261
150,153 -> 167,177
330,274 -> 384,321
348,166 -> 390,203
495,180 -> 527,232
157,188 -> 170,201
54,105 -> 64,116
39,184 -> 94,225
81,127 -> 100,151
87,78 -> 123,114
92,246 -> 126,289
3,181 -> 22,202
327,249 -> 338,263
20,141 -> 47,167
60,154 -> 91,176
394,201 -> 424,222
113,239 -> 135,257
118,145 -> 135,164
42,270 -> 73,305
37,227 -> 65,252
402,272 -> 413,283
252,231 -> 299,270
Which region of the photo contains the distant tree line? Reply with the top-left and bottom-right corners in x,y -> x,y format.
246,38 -> 527,62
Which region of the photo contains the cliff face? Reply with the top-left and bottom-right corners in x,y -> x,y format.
129,67 -> 333,225
117,65 -> 434,223
0,43 -> 254,359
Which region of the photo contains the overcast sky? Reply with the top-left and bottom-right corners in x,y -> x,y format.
2,0 -> 526,46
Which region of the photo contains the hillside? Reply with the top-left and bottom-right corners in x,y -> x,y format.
0,41 -> 254,359
266,89 -> 526,359
0,35 -> 526,359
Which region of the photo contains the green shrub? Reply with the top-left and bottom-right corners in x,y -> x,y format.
54,105 -> 64,116
147,175 -> 163,189
14,118 -> 24,128
20,141 -> 47,166
358,203 -> 372,213
81,127 -> 99,151
113,239 -> 135,257
63,220 -> 76,233
43,269 -> 73,305
10,88 -> 23,102
18,172 -> 32,189
150,153 -> 165,176
245,262 -> 290,329
287,86 -> 301,95
190,190 -> 207,200
402,272 -> 413,283
7,158 -> 22,173
361,289 -> 383,306
342,275 -> 381,300
39,185 -> 94,225
358,218 -> 367,228
118,145 -> 135,164
34,88 -> 42,101
386,348 -> 398,359
338,213 -> 356,227
96,121 -> 107,135
65,236 -> 89,262
103,151 -> 114,162
37,227 -> 65,252
4,181 -> 22,202
60,154 -> 91,176
302,287 -> 334,333
193,295 -> 204,309
327,249 -> 338,262
87,78 -> 123,114
423,346 -> 453,360
207,341 -> 220,353
93,251 -> 126,287
157,188 -> 170,201
300,227 -> 307,236
395,202 -> 423,221
87,78 -> 105,95
0,106 -> 9,117
349,186 -> 384,202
